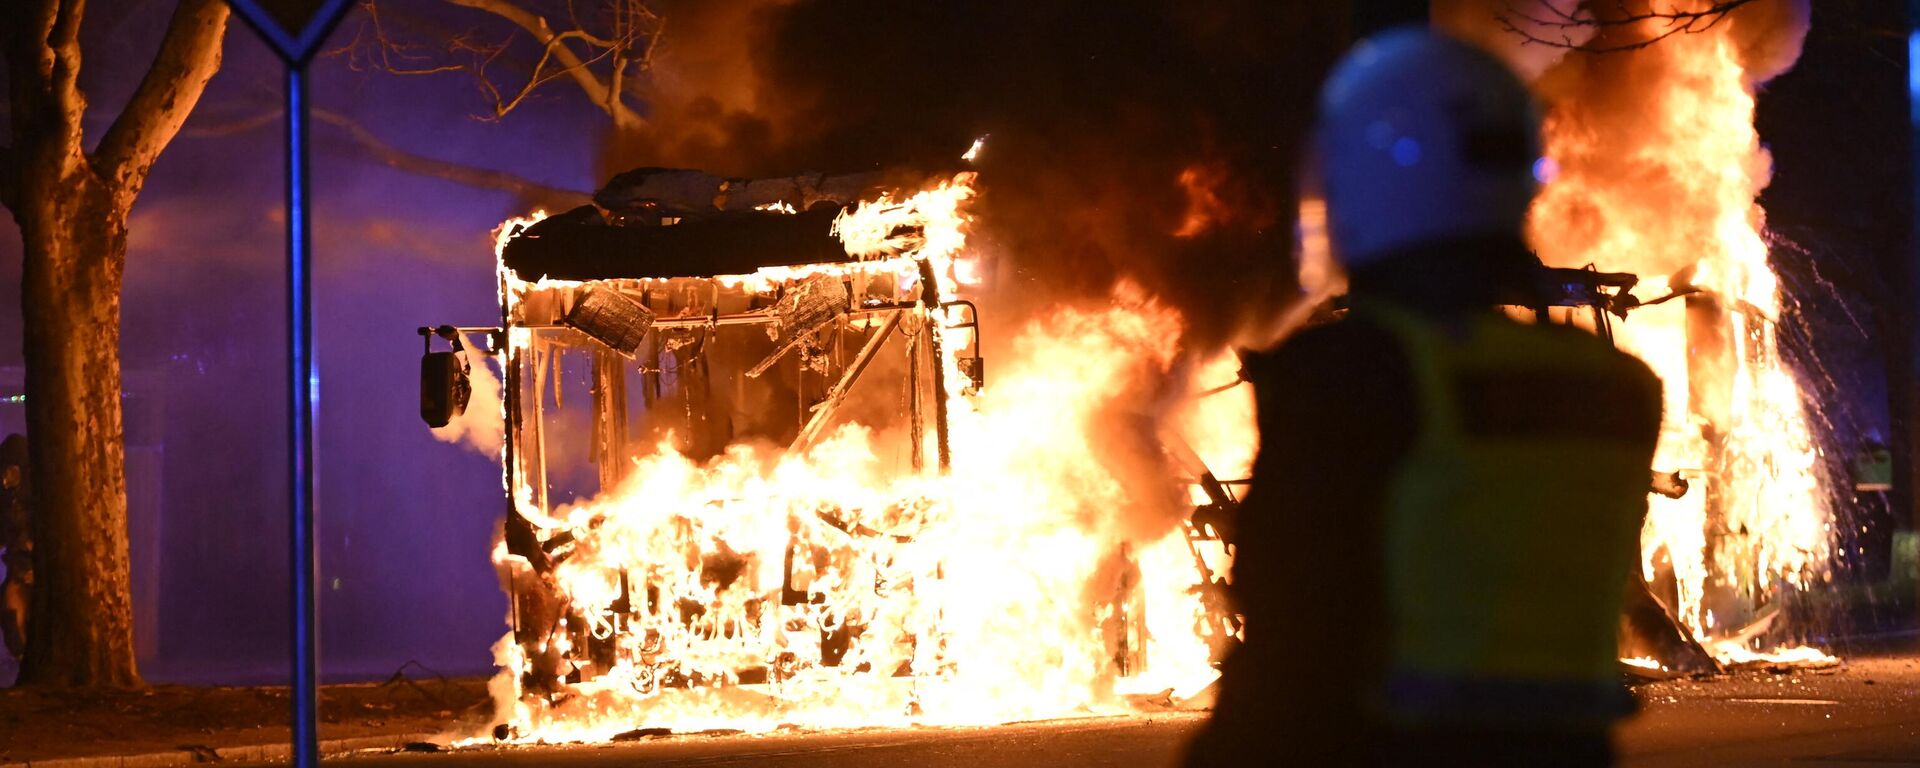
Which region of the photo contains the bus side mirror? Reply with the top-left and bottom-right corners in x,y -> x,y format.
419,326 -> 471,428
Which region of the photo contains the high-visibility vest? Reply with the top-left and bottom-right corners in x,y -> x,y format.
1357,300 -> 1659,726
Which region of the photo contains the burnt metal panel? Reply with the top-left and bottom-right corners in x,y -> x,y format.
502,205 -> 852,282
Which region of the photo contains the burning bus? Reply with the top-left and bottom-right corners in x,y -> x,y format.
421,167 -> 1244,741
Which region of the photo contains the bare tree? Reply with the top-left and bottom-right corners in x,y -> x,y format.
1500,0 -> 1762,52
0,0 -> 229,687
333,0 -> 663,133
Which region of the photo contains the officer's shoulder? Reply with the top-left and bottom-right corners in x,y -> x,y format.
1257,316 -> 1398,361
1244,316 -> 1407,385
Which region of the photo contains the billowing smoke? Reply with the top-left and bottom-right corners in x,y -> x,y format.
1437,0 -> 1812,278
598,0 -> 797,174
429,335 -> 505,457
574,1 -> 1355,544
623,0 -> 1352,352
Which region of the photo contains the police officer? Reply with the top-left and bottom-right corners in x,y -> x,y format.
1186,28 -> 1662,767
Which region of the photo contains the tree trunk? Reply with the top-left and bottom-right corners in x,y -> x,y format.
4,0 -> 225,688
15,174 -> 139,688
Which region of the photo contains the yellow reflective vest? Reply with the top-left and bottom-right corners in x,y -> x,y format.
1357,300 -> 1661,726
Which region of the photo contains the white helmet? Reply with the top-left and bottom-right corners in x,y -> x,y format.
1313,27 -> 1543,269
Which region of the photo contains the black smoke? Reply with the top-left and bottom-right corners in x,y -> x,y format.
629,0 -> 1354,351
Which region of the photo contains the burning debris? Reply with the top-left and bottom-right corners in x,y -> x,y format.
421,167 -> 1245,743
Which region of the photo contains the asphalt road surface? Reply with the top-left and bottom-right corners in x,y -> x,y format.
273,653 -> 1920,767
1619,653 -> 1920,767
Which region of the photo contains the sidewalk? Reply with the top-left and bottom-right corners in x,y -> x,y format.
0,674 -> 490,766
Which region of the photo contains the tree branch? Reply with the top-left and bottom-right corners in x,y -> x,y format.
4,0 -> 91,168
475,28 -> 622,121
1498,0 -> 1761,53
333,0 -> 661,130
182,104 -> 590,204
180,110 -> 280,139
311,107 -> 588,203
439,0 -> 645,129
327,3 -> 467,77
91,0 -> 229,199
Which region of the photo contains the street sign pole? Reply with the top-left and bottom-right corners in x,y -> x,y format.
220,2 -> 354,765
284,62 -> 318,765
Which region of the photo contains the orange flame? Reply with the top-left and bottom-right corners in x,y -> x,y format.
1526,15 -> 1829,660
1173,163 -> 1235,238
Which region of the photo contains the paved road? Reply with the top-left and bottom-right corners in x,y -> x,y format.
279,654 -> 1920,767
1620,654 -> 1920,767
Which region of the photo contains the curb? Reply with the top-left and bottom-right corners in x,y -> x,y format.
2,732 -> 439,768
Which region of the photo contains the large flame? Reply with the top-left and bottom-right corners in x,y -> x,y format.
1525,10 -> 1829,654
478,174 -> 1251,743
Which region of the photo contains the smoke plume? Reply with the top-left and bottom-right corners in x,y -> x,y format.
1437,0 -> 1812,278
624,0 -> 1353,352
430,335 -> 505,457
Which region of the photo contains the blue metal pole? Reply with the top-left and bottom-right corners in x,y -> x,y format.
221,5 -> 352,764
285,64 -> 320,768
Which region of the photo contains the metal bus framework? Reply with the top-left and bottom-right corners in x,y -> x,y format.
424,173 -> 991,700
